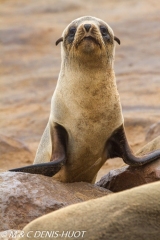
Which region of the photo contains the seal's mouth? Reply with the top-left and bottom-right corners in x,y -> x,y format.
77,35 -> 101,48
83,36 -> 98,42
83,36 -> 100,45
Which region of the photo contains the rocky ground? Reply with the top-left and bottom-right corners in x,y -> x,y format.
0,0 -> 160,181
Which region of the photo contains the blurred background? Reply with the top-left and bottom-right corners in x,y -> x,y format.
0,0 -> 160,180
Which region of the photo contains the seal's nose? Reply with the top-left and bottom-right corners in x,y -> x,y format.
84,24 -> 91,32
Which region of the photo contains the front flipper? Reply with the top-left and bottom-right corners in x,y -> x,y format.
9,124 -> 68,177
107,124 -> 160,166
9,159 -> 65,177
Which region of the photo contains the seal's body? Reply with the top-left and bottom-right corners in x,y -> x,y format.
17,181 -> 160,240
38,58 -> 122,182
10,16 -> 160,183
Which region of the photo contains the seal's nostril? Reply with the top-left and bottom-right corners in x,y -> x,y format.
84,24 -> 91,32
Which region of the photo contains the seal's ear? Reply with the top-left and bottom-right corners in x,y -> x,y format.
55,37 -> 63,46
114,36 -> 120,45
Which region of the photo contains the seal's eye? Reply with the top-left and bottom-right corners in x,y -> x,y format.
100,26 -> 108,36
68,27 -> 76,36
67,26 -> 77,44
100,26 -> 111,42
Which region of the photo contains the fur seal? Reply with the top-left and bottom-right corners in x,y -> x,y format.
17,181 -> 160,240
10,16 -> 160,183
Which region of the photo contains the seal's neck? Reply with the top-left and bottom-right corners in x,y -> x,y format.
59,55 -> 115,85
63,51 -> 114,71
56,58 -> 117,105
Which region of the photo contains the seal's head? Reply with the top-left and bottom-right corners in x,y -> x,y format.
56,16 -> 120,65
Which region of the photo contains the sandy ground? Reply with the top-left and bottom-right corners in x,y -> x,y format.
0,0 -> 160,181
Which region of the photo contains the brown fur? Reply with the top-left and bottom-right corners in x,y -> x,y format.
34,16 -> 123,182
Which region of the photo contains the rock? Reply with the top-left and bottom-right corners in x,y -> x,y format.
0,172 -> 110,231
0,135 -> 33,171
18,181 -> 160,240
137,136 -> 160,156
0,230 -> 21,240
0,135 -> 29,154
146,123 -> 160,143
96,136 -> 160,192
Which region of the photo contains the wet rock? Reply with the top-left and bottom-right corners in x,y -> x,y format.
0,172 -> 110,231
